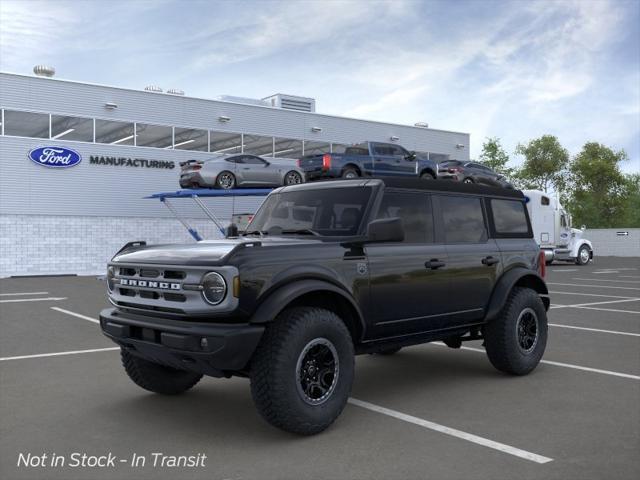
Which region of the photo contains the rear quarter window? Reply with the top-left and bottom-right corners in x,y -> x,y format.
490,199 -> 532,237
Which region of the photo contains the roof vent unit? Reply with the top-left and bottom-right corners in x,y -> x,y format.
144,85 -> 163,93
262,94 -> 316,113
167,88 -> 185,96
216,95 -> 270,107
414,122 -> 429,128
33,65 -> 55,77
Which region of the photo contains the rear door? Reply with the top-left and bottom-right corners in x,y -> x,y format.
434,194 -> 501,324
371,143 -> 398,176
366,189 -> 450,338
240,155 -> 279,185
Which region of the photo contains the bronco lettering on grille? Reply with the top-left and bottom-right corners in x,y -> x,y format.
119,278 -> 181,290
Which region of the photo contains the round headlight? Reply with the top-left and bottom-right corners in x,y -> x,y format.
202,272 -> 227,305
106,266 -> 115,292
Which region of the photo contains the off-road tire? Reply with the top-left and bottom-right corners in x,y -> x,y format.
250,307 -> 355,435
121,349 -> 202,395
484,287 -> 547,376
216,171 -> 236,189
575,245 -> 591,265
341,167 -> 360,179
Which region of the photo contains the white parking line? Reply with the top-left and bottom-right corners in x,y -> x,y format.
571,306 -> 640,315
348,398 -> 553,464
620,275 -> 640,279
0,347 -> 119,362
0,297 -> 67,303
550,269 -> 578,272
572,278 -> 640,284
549,323 -> 640,337
547,282 -> 640,291
0,291 -> 49,296
550,298 -> 640,309
432,343 -> 640,380
549,291 -> 635,299
592,271 -> 619,274
51,307 -> 99,324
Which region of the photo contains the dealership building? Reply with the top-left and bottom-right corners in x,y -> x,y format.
0,69 -> 470,277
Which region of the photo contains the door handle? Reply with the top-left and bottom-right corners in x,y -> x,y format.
482,256 -> 499,266
425,259 -> 445,270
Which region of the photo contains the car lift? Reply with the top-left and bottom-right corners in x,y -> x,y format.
145,188 -> 272,241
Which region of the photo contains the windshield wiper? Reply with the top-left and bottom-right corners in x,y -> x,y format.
280,229 -> 320,236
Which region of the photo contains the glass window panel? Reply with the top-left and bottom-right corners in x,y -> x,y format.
95,119 -> 135,145
428,153 -> 450,163
173,127 -> 208,151
4,110 -> 49,138
491,199 -> 529,234
51,115 -> 93,142
136,123 -> 173,148
440,196 -> 487,243
210,131 -> 242,154
244,134 -> 274,156
303,140 -> 330,156
376,191 -> 434,243
331,143 -> 348,154
273,137 -> 303,159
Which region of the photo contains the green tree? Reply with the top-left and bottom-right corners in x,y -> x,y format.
619,173 -> 640,228
514,135 -> 569,192
479,137 -> 513,178
567,142 -> 629,228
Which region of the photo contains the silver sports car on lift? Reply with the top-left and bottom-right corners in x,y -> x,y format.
179,154 -> 305,189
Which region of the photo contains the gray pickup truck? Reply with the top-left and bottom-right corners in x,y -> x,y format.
298,141 -> 439,181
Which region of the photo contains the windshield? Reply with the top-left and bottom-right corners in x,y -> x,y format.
246,187 -> 373,237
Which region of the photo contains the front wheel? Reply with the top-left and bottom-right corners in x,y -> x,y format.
216,171 -> 236,189
250,307 -> 354,435
420,171 -> 436,180
121,349 -> 202,395
484,287 -> 547,375
575,245 -> 591,265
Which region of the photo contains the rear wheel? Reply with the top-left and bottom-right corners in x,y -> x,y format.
575,245 -> 591,265
284,170 -> 303,186
250,307 -> 354,435
484,287 -> 547,375
341,167 -> 359,179
216,171 -> 236,189
121,349 -> 202,395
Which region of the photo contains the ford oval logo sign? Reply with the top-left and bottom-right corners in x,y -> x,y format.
28,146 -> 82,168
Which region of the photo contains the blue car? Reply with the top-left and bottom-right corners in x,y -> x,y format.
298,141 -> 438,181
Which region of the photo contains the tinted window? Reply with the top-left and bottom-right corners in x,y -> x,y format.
136,123 -> 173,148
247,187 -> 373,236
95,119 -> 135,145
242,155 -> 265,165
225,156 -> 243,164
4,110 -> 49,138
491,199 -> 529,234
51,114 -> 93,142
376,191 -> 434,243
541,196 -> 550,206
440,196 -> 487,243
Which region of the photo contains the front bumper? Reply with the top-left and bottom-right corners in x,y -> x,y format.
100,308 -> 264,376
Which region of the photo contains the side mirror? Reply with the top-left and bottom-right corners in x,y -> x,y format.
581,224 -> 586,231
366,217 -> 404,243
405,151 -> 417,161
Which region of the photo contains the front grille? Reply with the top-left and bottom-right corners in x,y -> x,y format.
140,269 -> 160,278
115,300 -> 185,315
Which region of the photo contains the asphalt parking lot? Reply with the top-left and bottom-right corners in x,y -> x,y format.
1,256 -> 639,480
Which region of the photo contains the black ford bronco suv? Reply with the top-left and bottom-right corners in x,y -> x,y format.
100,178 -> 549,435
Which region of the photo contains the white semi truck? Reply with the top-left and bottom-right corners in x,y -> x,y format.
523,190 -> 594,265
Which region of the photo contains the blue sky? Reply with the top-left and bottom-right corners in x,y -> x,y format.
1,0 -> 638,172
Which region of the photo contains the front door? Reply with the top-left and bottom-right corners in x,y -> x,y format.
366,190 -> 451,339
434,194 -> 501,325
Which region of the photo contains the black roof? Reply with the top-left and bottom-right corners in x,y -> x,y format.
281,177 -> 524,199
378,177 -> 524,198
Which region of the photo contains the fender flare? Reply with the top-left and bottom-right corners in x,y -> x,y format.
571,239 -> 593,258
249,279 -> 366,338
485,268 -> 549,321
419,167 -> 436,178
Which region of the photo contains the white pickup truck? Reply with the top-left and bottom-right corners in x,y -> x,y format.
523,190 -> 594,265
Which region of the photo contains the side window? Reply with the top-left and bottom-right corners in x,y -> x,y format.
388,145 -> 407,157
375,191 -> 434,243
491,199 -> 530,234
541,196 -> 550,206
226,156 -> 243,164
440,196 -> 487,243
242,155 -> 266,165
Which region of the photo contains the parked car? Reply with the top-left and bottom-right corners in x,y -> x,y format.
298,141 -> 438,181
100,178 -> 549,435
437,160 -> 513,188
179,154 -> 305,189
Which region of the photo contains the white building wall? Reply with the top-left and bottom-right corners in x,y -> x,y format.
585,228 -> 640,257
